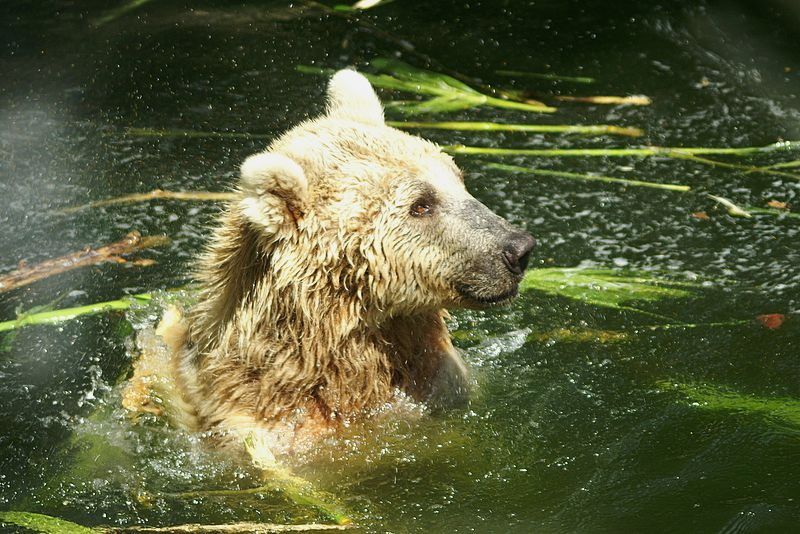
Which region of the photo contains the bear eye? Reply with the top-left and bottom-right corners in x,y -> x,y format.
410,193 -> 437,217
410,201 -> 432,217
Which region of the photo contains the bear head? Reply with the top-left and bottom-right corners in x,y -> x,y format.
236,69 -> 535,318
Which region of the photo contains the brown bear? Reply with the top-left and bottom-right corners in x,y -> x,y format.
128,69 -> 534,454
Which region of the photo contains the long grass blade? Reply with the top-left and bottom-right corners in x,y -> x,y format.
444,140 -> 800,158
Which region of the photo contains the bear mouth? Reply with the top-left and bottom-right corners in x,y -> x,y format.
456,284 -> 520,306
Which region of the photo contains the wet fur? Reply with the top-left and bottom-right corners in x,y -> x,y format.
125,70 -> 527,451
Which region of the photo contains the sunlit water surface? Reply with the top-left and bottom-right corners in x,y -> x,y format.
1,1 -> 799,532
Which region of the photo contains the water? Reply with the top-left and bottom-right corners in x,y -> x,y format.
1,0 -> 799,531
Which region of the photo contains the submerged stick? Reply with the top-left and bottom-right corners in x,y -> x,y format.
0,232 -> 169,293
388,121 -> 643,137
59,190 -> 238,214
486,162 -> 690,191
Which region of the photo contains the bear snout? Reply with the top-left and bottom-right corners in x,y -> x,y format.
501,232 -> 535,277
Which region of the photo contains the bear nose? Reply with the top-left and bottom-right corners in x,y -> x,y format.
502,233 -> 535,276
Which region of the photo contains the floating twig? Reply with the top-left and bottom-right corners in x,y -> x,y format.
486,162 -> 690,191
388,120 -> 642,137
59,190 -> 238,214
707,194 -> 752,218
0,231 -> 169,293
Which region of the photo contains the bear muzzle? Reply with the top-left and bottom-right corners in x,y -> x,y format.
501,232 -> 535,277
449,198 -> 535,307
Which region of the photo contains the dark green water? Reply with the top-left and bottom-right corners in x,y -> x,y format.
1,1 -> 799,532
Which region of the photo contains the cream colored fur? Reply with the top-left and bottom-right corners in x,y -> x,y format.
127,69 -> 483,452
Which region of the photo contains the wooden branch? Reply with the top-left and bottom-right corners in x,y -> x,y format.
58,189 -> 238,214
99,522 -> 355,533
0,231 -> 169,293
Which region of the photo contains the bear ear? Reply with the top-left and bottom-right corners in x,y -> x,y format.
326,69 -> 385,126
238,152 -> 308,235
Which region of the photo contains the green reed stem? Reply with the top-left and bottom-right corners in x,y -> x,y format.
0,294 -> 151,332
486,162 -> 690,191
444,140 -> 800,158
388,121 -> 642,137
